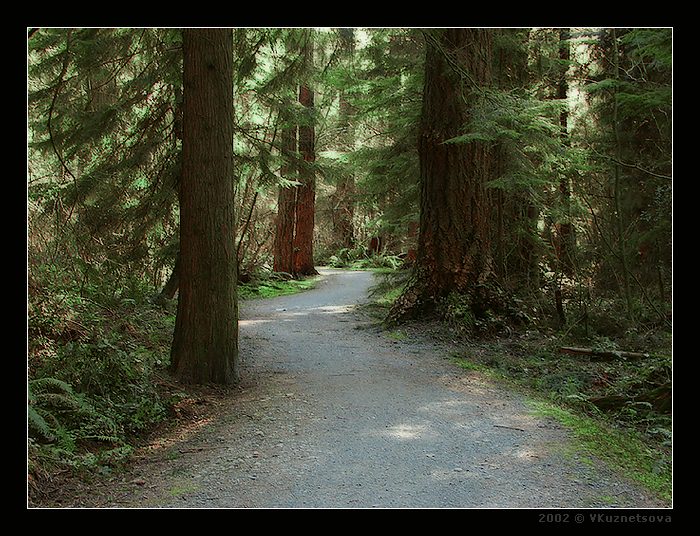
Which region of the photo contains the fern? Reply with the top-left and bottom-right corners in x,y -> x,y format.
28,405 -> 55,441
30,377 -> 75,396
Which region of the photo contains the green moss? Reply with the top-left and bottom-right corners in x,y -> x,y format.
450,352 -> 671,503
376,286 -> 404,307
529,400 -> 672,502
167,480 -> 200,497
238,275 -> 321,300
451,356 -> 491,374
387,329 -> 408,341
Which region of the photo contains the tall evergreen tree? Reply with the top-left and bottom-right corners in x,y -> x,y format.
581,28 -> 672,323
330,27 -> 357,251
170,28 -> 239,385
272,29 -> 318,277
273,120 -> 298,275
28,28 -> 183,288
389,28 -> 498,323
293,78 -> 318,276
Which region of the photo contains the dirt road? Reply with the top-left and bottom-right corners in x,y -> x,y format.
104,268 -> 665,508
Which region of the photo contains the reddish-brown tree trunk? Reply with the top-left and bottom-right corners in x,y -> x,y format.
389,28 -> 496,323
293,83 -> 318,276
170,28 -> 238,385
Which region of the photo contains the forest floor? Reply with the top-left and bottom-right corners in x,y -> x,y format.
35,269 -> 670,509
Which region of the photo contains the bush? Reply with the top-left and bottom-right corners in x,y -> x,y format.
28,270 -> 172,475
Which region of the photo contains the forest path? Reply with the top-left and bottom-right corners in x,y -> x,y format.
128,269 -> 663,508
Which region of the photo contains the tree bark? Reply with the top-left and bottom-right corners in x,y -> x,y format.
557,28 -> 575,277
156,251 -> 180,303
388,29 -> 496,323
333,28 -> 356,250
273,123 -> 297,275
170,28 -> 238,385
293,83 -> 318,276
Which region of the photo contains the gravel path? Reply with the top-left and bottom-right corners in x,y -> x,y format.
132,269 -> 664,508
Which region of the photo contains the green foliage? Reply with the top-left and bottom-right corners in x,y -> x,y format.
238,273 -> 320,300
326,246 -> 404,271
325,28 -> 423,247
26,27 -> 672,500
28,258 -> 173,475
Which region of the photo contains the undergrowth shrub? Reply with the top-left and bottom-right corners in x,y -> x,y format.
28,267 -> 172,477
328,246 -> 404,271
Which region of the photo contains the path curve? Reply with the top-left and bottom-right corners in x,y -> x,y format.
149,269 -> 663,508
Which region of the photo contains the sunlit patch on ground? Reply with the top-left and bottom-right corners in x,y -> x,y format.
383,423 -> 428,440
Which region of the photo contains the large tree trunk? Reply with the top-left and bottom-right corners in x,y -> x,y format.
388,28 -> 496,323
293,83 -> 318,276
170,28 -> 238,385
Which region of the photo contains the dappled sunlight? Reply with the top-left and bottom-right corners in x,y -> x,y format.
276,304 -> 358,316
312,304 -> 358,314
384,423 -> 428,440
136,416 -> 215,457
238,318 -> 273,327
245,304 -> 359,322
513,447 -> 542,461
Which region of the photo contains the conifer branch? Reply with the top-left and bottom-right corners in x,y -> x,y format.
46,30 -> 80,213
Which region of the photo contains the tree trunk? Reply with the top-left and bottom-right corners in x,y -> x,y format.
611,29 -> 635,321
170,28 -> 238,385
333,28 -> 356,250
273,124 -> 297,275
156,251 -> 180,303
557,28 -> 575,277
293,83 -> 318,276
388,29 -> 496,323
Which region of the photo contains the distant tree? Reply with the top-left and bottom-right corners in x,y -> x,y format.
293,81 -> 318,276
331,28 -> 423,255
272,29 -> 318,277
170,28 -> 239,385
331,27 -> 357,251
580,28 -> 672,324
389,28 -> 498,323
273,120 -> 298,275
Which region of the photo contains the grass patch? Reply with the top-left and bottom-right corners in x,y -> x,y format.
387,329 -> 408,341
361,269 -> 411,320
238,275 -> 321,300
167,480 -> 200,498
451,347 -> 671,503
451,356 -> 491,374
529,399 -> 672,502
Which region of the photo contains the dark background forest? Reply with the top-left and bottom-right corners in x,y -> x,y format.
27,27 -> 672,503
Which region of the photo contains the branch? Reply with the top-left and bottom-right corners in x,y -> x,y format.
47,30 -> 78,190
559,347 -> 655,360
237,190 -> 259,261
591,148 -> 671,181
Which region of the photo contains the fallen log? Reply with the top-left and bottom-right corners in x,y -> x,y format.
559,347 -> 653,361
588,382 -> 671,414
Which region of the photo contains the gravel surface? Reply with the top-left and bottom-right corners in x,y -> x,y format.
108,268 -> 666,509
